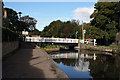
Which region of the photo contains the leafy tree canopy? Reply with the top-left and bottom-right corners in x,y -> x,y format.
20,15 -> 37,31
90,2 -> 120,44
40,20 -> 81,39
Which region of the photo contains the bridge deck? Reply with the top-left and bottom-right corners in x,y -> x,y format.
25,37 -> 79,44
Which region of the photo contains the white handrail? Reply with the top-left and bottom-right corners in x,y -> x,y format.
25,37 -> 79,43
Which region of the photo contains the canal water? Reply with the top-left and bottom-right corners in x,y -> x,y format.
49,49 -> 120,79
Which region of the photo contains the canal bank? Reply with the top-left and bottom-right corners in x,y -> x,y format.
2,43 -> 68,79
79,44 -> 120,54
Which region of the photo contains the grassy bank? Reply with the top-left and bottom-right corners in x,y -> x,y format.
41,44 -> 60,50
94,45 -> 120,49
96,46 -> 120,54
87,44 -> 120,54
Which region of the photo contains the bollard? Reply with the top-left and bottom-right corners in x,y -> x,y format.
94,39 -> 97,46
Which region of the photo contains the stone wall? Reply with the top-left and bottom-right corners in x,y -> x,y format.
79,43 -> 90,50
110,32 -> 120,46
115,54 -> 120,78
2,41 -> 19,57
116,32 -> 120,46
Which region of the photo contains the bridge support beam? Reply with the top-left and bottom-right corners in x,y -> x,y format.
69,46 -> 75,50
36,43 -> 42,47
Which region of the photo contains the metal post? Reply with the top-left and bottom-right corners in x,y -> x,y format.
0,1 -> 2,79
83,30 -> 84,44
83,30 -> 86,44
0,0 -> 2,28
116,1 -> 120,49
94,39 -> 96,46
76,31 -> 78,39
82,21 -> 84,43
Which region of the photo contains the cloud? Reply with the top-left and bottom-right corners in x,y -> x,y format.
73,7 -> 94,23
36,21 -> 50,31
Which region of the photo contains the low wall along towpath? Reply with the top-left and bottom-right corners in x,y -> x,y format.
2,41 -> 19,57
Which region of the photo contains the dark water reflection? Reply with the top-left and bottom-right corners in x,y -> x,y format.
49,50 -> 120,79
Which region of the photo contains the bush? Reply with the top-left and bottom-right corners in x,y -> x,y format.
2,27 -> 18,42
41,44 -> 59,49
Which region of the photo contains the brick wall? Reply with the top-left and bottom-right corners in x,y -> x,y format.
2,41 -> 19,57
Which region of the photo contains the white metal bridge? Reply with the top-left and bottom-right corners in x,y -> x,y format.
25,37 -> 79,44
23,37 -> 97,46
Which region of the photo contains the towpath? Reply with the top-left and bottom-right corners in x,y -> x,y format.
2,43 -> 68,79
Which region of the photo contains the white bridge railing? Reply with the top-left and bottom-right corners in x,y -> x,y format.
25,37 -> 79,43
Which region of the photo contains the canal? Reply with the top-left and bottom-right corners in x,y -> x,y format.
48,49 -> 120,79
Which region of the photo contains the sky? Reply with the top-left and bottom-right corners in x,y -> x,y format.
4,2 -> 96,31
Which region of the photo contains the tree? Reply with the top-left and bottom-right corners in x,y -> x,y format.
62,22 -> 74,38
16,21 -> 29,33
18,12 -> 22,18
41,20 -> 63,37
29,29 -> 41,35
90,2 -> 120,45
40,20 -> 81,38
86,24 -> 108,39
3,8 -> 19,31
20,15 -> 37,31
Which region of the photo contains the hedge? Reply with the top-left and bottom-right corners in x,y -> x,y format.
2,27 -> 18,42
